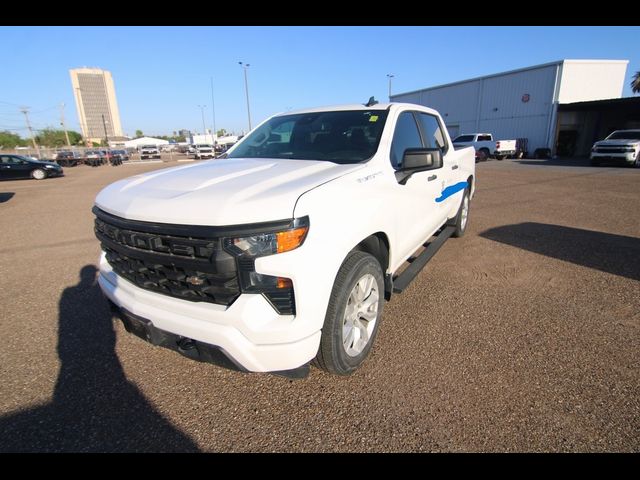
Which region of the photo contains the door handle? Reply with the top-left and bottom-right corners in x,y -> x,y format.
427,174 -> 437,181
451,165 -> 459,170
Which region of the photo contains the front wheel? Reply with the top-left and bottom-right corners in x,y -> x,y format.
32,168 -> 47,180
314,251 -> 384,375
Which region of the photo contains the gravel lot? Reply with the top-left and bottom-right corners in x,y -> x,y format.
0,157 -> 638,452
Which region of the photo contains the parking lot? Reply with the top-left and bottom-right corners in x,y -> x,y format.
0,158 -> 638,452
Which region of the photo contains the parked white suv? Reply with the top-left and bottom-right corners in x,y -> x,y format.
94,102 -> 475,376
590,130 -> 640,167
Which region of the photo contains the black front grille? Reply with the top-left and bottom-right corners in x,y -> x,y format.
596,147 -> 627,153
95,212 -> 240,306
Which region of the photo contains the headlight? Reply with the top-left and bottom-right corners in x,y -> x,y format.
44,165 -> 56,168
223,217 -> 309,315
230,226 -> 308,257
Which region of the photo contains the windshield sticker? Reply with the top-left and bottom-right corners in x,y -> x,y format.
369,115 -> 379,122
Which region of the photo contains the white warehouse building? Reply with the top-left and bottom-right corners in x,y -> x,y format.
391,59 -> 631,157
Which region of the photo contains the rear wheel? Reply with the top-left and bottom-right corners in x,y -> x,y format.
480,148 -> 490,160
314,251 -> 384,375
495,154 -> 505,161
32,168 -> 47,180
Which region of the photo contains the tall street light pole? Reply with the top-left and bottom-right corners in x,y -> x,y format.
197,105 -> 207,140
210,77 -> 217,139
238,62 -> 252,131
387,74 -> 395,101
102,114 -> 109,147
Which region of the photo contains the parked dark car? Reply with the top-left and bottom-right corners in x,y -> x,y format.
85,150 -> 106,167
54,151 -> 82,167
109,149 -> 130,162
0,154 -> 64,180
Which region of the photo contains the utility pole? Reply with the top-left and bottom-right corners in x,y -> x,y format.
20,107 -> 41,159
59,102 -> 71,147
210,77 -> 217,140
102,114 -> 109,147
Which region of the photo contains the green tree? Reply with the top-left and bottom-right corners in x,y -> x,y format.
135,129 -> 144,138
631,71 -> 640,94
68,131 -> 83,145
34,128 -> 83,147
216,129 -> 227,137
0,130 -> 26,148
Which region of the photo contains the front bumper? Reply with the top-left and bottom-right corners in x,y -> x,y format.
590,152 -> 637,163
98,253 -> 321,372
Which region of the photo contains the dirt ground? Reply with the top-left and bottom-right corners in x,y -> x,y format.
0,157 -> 638,452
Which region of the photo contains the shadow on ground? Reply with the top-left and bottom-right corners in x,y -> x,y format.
513,157 -> 635,168
480,223 -> 640,282
0,192 -> 15,203
0,265 -> 200,452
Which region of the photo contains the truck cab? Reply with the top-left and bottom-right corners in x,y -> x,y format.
94,102 -> 475,376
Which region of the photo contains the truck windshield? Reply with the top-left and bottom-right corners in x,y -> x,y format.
227,110 -> 388,164
606,131 -> 640,140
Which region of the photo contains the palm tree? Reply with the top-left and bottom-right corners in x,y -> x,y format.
632,71 -> 640,94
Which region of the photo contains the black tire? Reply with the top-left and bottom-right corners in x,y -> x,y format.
590,158 -> 600,167
495,154 -> 505,161
480,148 -> 490,160
314,251 -> 384,375
31,168 -> 47,180
450,187 -> 470,238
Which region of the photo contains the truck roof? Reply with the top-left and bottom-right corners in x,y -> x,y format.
285,102 -> 443,115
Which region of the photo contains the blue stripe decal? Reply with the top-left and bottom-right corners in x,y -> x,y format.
435,181 -> 468,203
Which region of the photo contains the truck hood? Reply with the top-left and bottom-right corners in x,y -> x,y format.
95,157 -> 364,225
594,139 -> 640,147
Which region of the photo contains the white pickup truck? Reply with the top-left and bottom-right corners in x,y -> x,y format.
139,145 -> 160,160
452,133 -> 517,160
194,144 -> 215,159
590,130 -> 640,167
93,102 -> 475,377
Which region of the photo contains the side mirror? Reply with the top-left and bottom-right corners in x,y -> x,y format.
396,148 -> 443,185
402,148 -> 443,170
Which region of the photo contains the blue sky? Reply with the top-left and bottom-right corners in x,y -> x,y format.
1,26 -> 638,138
